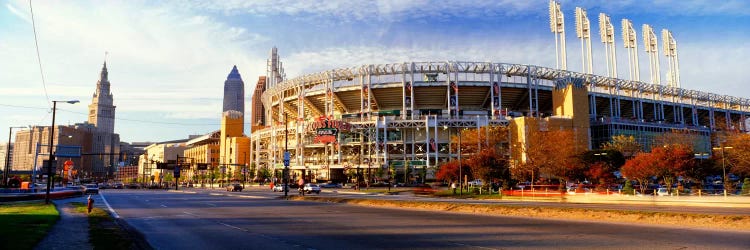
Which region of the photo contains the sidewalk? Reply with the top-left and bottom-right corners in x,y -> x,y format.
34,196 -> 92,250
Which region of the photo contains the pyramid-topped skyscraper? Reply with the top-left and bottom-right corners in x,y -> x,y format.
223,65 -> 245,114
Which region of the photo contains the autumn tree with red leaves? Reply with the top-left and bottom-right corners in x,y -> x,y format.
620,152 -> 657,194
465,148 -> 511,188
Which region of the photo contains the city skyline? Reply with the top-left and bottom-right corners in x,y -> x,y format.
1,0 -> 749,143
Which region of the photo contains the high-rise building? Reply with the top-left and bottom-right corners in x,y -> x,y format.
88,62 -> 116,134
11,62 -> 120,180
251,76 -> 266,127
223,65 -> 245,114
87,61 -> 120,177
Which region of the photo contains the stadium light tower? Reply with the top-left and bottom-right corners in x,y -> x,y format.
549,0 -> 567,70
643,24 -> 661,85
598,13 -> 617,78
662,29 -> 680,88
621,19 -> 640,81
575,7 -> 593,74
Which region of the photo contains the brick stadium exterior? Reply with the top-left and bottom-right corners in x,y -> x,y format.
251,61 -> 750,182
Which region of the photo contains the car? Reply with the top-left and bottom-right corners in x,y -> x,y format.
656,187 -> 670,196
272,184 -> 288,192
303,184 -> 321,194
319,182 -> 343,188
226,183 -> 243,192
126,183 -> 141,189
412,184 -> 436,195
113,182 -> 124,189
84,184 -> 99,194
468,179 -> 483,186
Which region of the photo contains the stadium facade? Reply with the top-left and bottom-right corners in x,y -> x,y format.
250,57 -> 750,182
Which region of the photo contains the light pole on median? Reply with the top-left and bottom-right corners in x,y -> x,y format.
712,145 -> 733,197
46,100 -> 79,204
4,126 -> 25,186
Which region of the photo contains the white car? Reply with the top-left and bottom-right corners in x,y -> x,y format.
272,184 -> 288,192
84,184 -> 99,194
303,184 -> 321,194
656,187 -> 670,196
468,179 -> 483,186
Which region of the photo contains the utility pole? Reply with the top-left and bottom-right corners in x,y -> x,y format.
284,113 -> 289,197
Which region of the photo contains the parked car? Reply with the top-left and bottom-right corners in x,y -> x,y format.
468,179 -> 483,186
412,184 -> 436,195
226,183 -> 243,192
319,182 -> 342,188
272,184 -> 288,192
113,182 -> 124,189
126,183 -> 141,189
84,184 -> 99,194
656,187 -> 670,196
303,183 -> 321,194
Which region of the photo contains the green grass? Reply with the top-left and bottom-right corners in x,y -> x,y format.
70,202 -> 134,250
0,201 -> 59,250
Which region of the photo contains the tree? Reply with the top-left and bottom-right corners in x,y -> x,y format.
450,126 -> 509,155
621,179 -> 635,195
435,160 -> 472,184
249,162 -> 257,182
579,150 -> 625,190
650,145 -> 696,194
621,152 -> 657,194
465,148 -> 510,189
742,178 -> 750,195
726,133 -> 750,178
602,135 -> 641,158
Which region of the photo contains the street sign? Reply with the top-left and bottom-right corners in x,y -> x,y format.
283,151 -> 290,167
173,167 -> 180,178
42,160 -> 57,174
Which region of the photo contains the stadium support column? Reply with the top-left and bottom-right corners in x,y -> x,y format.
662,29 -> 680,88
433,115 -> 438,165
622,19 -> 639,82
549,0 -> 567,70
491,64 -> 502,119
527,66 -> 540,118
575,7 -> 593,75
425,115 -> 430,169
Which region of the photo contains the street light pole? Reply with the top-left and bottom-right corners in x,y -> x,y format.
4,126 -> 24,186
713,145 -> 733,197
46,100 -> 79,204
458,127 -> 462,196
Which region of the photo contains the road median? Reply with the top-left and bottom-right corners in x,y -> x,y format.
292,196 -> 750,232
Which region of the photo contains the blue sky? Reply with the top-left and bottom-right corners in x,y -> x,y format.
1,0 -> 749,143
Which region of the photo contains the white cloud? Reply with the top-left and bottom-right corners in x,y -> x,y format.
6,3 -> 31,23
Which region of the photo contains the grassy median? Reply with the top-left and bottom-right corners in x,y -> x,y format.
0,201 -> 59,250
71,202 -> 136,250
292,196 -> 750,231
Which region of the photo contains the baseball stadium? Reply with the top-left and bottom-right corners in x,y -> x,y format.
249,2 -> 750,183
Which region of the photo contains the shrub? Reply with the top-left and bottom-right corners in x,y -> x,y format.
622,180 -> 635,195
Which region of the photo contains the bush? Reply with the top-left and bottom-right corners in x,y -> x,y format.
622,180 -> 635,195
742,178 -> 750,195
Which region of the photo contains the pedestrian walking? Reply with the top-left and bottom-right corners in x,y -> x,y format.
451,182 -> 457,195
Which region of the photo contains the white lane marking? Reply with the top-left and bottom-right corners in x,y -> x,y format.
160,204 -> 167,208
205,203 -> 217,207
219,222 -> 248,232
183,211 -> 198,217
145,200 -> 149,202
99,193 -> 119,219
452,242 -> 497,250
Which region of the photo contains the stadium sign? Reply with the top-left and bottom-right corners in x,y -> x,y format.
308,116 -> 351,144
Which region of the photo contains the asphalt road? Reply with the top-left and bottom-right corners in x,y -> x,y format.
100,188 -> 750,249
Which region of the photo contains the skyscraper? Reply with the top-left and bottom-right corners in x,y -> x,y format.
87,61 -> 120,177
223,65 -> 245,114
251,76 -> 266,127
88,62 -> 116,133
